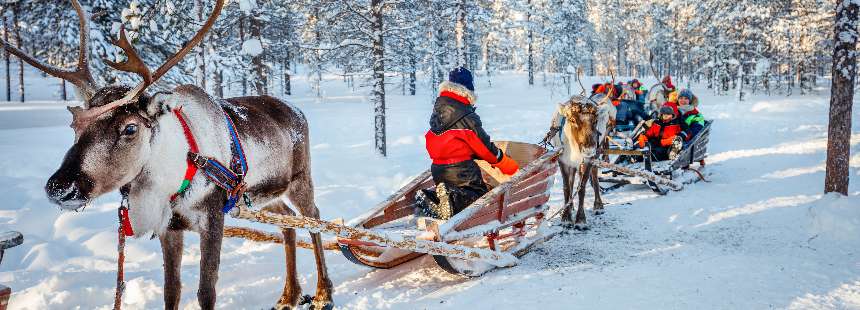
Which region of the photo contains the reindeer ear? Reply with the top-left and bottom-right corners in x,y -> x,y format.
142,92 -> 179,119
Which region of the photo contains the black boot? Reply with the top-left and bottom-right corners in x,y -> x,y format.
432,183 -> 455,220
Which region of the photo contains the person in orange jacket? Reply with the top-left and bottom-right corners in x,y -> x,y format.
416,66 -> 519,220
637,105 -> 686,160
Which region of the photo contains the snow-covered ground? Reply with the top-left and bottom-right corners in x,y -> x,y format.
0,70 -> 859,309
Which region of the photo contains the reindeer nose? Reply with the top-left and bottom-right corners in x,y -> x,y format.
45,171 -> 90,208
46,179 -> 79,204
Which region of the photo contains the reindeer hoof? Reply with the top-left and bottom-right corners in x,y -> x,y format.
561,220 -> 576,229
273,294 -> 307,310
593,208 -> 605,215
574,223 -> 590,231
310,302 -> 334,310
302,294 -> 333,310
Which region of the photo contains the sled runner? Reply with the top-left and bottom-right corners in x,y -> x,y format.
599,120 -> 713,194
227,141 -> 560,277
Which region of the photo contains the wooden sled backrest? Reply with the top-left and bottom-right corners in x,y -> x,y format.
476,141 -> 546,188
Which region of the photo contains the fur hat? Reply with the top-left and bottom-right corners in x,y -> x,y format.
448,66 -> 474,91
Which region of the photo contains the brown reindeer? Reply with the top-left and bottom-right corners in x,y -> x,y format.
2,1 -> 333,309
544,95 -> 615,230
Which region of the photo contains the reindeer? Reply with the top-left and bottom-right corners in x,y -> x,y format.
543,95 -> 615,230
2,1 -> 333,309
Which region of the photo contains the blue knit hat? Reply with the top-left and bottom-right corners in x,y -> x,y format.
448,67 -> 474,91
679,89 -> 694,100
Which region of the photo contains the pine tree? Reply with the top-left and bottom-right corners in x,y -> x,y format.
824,0 -> 857,195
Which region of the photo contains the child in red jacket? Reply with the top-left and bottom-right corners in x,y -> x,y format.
416,67 -> 519,220
637,105 -> 686,160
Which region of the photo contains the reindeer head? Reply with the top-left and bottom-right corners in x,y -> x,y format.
46,86 -> 159,209
0,0 -> 224,210
559,95 -> 601,158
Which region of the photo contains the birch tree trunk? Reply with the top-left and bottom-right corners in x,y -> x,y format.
527,0 -> 534,85
824,0 -> 858,195
13,7 -> 23,102
455,0 -> 467,67
239,16 -> 247,96
195,0 -> 207,91
371,0 -> 387,156
249,6 -> 267,95
284,56 -> 291,96
3,15 -> 9,102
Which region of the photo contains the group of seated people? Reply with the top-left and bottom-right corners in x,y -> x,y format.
592,75 -> 706,161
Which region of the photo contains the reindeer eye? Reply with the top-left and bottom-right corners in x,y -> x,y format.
122,124 -> 138,136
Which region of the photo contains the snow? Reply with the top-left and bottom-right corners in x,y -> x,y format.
238,0 -> 258,14
241,38 -> 263,56
0,71 -> 859,309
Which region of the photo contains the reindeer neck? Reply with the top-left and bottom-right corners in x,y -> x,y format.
134,99 -> 233,206
560,124 -> 586,166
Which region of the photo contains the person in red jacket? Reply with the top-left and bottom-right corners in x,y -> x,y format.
637,105 -> 686,161
416,67 -> 519,220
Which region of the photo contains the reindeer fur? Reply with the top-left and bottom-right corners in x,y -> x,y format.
46,85 -> 332,310
551,97 -> 615,230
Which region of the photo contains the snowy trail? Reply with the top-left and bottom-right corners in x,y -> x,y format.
1,73 -> 859,309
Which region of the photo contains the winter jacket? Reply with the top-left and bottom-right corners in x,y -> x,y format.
679,107 -> 705,140
641,118 -> 686,147
426,81 -> 504,165
634,85 -> 648,102
425,81 -> 503,190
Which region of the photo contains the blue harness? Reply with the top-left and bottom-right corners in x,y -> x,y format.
185,108 -> 249,213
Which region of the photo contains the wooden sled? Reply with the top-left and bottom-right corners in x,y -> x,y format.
600,120 -> 713,194
337,141 -> 560,276
226,141 -> 560,277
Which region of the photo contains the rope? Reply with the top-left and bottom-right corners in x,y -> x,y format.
685,166 -> 710,183
113,198 -> 128,310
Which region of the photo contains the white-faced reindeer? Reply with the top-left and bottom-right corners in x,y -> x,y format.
1,1 -> 333,309
545,95 -> 615,230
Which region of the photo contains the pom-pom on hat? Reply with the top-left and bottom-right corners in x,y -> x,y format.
448,66 -> 475,91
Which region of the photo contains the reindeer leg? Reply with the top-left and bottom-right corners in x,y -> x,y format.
197,207 -> 224,310
590,163 -> 605,215
262,201 -> 302,310
574,162 -> 591,231
559,162 -> 576,228
288,172 -> 334,310
159,229 -> 183,310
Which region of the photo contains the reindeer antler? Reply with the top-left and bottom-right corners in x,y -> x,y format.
0,0 -> 98,102
104,27 -> 152,85
575,66 -> 586,96
69,0 -> 225,132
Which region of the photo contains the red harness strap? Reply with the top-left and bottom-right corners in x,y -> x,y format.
170,108 -> 200,201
